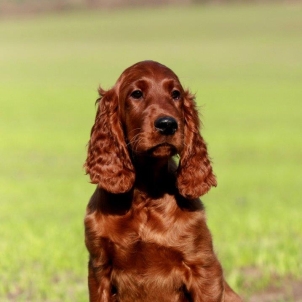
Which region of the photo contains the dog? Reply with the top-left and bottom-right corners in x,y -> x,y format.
84,60 -> 242,301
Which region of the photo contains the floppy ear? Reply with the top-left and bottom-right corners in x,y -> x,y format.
177,91 -> 217,199
85,87 -> 135,193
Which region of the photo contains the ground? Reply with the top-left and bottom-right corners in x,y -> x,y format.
249,279 -> 302,302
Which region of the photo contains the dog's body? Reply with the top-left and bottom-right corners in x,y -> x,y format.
84,61 -> 242,301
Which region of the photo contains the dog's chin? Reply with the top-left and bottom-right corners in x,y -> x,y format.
147,143 -> 178,158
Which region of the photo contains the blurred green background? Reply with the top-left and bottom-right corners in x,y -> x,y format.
1,1 -> 302,301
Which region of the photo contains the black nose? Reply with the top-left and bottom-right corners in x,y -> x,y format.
154,116 -> 178,135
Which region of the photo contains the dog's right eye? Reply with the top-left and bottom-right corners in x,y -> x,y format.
171,90 -> 181,100
130,90 -> 143,99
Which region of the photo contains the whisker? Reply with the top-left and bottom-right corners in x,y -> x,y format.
132,136 -> 144,152
128,128 -> 141,135
127,133 -> 142,147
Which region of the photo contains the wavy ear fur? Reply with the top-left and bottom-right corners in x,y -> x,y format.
85,87 -> 135,193
177,91 -> 217,199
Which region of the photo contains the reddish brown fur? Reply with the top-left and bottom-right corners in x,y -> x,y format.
84,61 -> 242,301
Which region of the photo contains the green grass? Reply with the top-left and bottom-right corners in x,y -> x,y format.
1,3 -> 302,301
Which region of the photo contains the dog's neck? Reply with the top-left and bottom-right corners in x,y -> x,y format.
132,156 -> 176,196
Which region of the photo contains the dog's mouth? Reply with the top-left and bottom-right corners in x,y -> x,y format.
147,143 -> 178,158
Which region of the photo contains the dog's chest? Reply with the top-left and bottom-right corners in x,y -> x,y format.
104,193 -> 197,269
116,192 -> 185,246
107,195 -> 192,301
87,191 -> 205,301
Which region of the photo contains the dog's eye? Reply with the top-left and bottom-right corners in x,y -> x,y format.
130,90 -> 143,99
171,90 -> 181,100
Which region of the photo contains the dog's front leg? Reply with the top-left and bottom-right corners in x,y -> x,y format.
88,259 -> 114,302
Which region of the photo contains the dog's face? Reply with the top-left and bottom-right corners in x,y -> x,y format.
117,61 -> 185,159
86,60 -> 217,197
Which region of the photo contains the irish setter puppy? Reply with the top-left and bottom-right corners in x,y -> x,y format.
84,60 -> 242,302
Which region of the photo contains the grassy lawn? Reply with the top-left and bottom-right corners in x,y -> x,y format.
1,3 -> 301,301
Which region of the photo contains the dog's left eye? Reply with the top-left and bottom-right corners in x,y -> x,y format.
130,90 -> 143,99
171,90 -> 181,100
